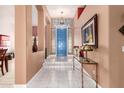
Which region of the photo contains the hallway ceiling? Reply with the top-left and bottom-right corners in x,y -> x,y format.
46,5 -> 82,18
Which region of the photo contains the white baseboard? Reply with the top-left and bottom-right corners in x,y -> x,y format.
98,84 -> 102,88
14,84 -> 26,88
13,68 -> 42,88
27,68 -> 42,86
83,69 -> 102,88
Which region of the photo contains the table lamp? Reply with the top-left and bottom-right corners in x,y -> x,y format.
73,46 -> 79,56
82,44 -> 93,59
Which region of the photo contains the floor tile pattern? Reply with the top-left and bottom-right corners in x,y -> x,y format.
27,55 -> 96,88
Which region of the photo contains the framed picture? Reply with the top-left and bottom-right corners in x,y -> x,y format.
81,14 -> 98,48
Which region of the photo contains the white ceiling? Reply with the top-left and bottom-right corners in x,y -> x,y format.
46,5 -> 82,18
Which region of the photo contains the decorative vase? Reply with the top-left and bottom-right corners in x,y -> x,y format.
32,36 -> 38,52
79,50 -> 84,57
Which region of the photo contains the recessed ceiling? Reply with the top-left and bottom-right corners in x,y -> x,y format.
46,5 -> 82,18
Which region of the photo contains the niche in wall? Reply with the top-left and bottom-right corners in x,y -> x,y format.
32,5 -> 38,52
32,5 -> 45,52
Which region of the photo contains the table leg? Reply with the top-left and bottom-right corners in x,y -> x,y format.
96,64 -> 98,88
73,56 -> 75,70
1,60 -> 4,75
5,58 -> 8,72
82,64 -> 84,88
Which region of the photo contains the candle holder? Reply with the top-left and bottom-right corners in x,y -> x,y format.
73,46 -> 79,56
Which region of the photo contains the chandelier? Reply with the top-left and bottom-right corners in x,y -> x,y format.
60,11 -> 64,25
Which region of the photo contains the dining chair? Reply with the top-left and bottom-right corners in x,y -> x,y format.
0,49 -> 7,75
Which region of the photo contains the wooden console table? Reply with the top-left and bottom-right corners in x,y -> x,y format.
73,55 -> 98,88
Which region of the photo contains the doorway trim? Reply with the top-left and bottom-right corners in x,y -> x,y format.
55,25 -> 68,56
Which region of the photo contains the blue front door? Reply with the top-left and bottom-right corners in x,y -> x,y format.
57,28 -> 67,56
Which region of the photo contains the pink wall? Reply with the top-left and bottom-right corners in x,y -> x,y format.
74,5 -> 110,87
74,5 -> 124,87
109,5 -> 124,87
15,5 -> 27,84
15,5 -> 50,84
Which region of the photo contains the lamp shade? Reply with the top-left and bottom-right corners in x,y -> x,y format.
83,45 -> 93,51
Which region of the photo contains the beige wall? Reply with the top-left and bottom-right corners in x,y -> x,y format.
45,24 -> 52,56
74,5 -> 124,88
26,6 -> 45,82
15,5 -> 27,84
74,5 -> 110,87
43,6 -> 51,26
36,5 -> 45,51
44,6 -> 52,56
109,5 -> 124,87
15,5 -> 51,84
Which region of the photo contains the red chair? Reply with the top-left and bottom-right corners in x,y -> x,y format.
0,49 -> 7,75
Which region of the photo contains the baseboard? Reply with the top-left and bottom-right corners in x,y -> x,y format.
98,84 -> 102,88
27,68 -> 43,86
14,84 -> 26,88
83,69 -> 102,88
14,67 -> 43,88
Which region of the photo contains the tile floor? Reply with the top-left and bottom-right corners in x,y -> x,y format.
0,55 -> 97,88
27,55 -> 96,88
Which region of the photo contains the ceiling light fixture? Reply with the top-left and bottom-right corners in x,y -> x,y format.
60,11 -> 64,25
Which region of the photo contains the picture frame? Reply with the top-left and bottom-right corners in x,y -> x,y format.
81,14 -> 98,48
